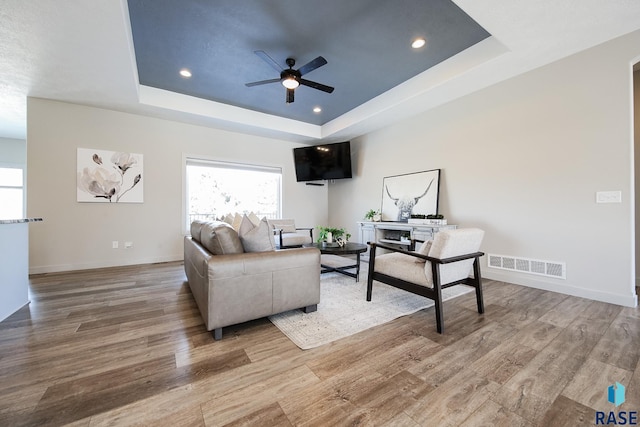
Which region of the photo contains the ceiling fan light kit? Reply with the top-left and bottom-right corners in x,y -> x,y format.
246,50 -> 334,104
282,76 -> 299,89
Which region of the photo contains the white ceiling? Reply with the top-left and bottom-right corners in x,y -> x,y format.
1,0 -> 640,143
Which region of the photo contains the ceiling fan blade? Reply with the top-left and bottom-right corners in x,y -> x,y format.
245,78 -> 281,87
299,78 -> 334,93
254,50 -> 283,72
297,56 -> 327,76
286,88 -> 295,104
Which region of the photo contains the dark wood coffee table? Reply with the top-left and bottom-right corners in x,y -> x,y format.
303,242 -> 368,282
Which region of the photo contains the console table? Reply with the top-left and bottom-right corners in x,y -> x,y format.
356,221 -> 456,261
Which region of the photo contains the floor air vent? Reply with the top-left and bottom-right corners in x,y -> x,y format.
488,254 -> 566,279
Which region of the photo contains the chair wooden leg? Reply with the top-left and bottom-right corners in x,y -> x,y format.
432,264 -> 444,334
366,244 -> 377,301
473,258 -> 485,314
434,293 -> 443,334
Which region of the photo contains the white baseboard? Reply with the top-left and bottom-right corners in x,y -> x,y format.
29,255 -> 183,275
483,271 -> 638,308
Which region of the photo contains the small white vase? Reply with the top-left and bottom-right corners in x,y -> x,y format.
326,232 -> 333,243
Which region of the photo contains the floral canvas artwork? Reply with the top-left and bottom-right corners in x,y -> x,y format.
77,148 -> 143,203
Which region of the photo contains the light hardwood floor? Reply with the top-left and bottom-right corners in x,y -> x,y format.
0,261 -> 639,426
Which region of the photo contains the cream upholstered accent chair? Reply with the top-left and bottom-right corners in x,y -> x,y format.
267,219 -> 313,249
366,228 -> 485,333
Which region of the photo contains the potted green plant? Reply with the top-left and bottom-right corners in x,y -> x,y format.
316,226 -> 352,247
364,209 -> 381,222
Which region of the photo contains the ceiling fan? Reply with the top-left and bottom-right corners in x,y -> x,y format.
245,50 -> 334,104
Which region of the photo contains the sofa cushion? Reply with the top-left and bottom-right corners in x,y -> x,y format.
200,221 -> 244,255
374,252 -> 431,287
239,216 -> 275,252
190,220 -> 208,243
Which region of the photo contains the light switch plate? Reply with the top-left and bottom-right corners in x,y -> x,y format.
596,191 -> 622,203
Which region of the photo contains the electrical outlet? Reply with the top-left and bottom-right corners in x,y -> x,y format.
124,241 -> 133,249
112,241 -> 119,249
596,191 -> 622,204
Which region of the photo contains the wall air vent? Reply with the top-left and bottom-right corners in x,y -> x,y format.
488,254 -> 566,279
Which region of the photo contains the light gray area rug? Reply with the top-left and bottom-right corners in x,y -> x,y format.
269,271 -> 473,349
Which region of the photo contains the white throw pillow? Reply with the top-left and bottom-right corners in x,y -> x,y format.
239,217 -> 276,252
238,214 -> 255,237
248,212 -> 261,226
413,240 -> 432,263
232,213 -> 243,231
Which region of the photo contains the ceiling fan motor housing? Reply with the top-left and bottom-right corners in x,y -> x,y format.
281,69 -> 301,81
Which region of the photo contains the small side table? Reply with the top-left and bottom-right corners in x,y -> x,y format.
303,242 -> 368,282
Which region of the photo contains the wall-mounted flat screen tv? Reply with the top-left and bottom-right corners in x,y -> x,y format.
293,141 -> 353,182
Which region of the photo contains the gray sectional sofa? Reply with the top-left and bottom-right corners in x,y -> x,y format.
184,220 -> 321,340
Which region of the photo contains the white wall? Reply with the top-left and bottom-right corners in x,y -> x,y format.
26,99 -> 328,273
331,30 -> 640,307
635,69 -> 640,286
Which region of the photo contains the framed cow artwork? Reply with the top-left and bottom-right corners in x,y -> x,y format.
380,169 -> 440,222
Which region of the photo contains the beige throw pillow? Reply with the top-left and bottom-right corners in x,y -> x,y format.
248,212 -> 261,226
200,221 -> 244,255
239,216 -> 276,252
413,240 -> 432,263
231,213 -> 243,231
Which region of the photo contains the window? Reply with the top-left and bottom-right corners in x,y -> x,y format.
0,167 -> 24,220
185,158 -> 281,232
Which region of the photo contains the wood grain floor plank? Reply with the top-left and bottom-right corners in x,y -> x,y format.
622,357 -> 640,412
87,383 -> 200,426
590,312 -> 640,371
537,294 -> 593,328
29,349 -> 250,426
200,364 -> 320,426
222,402 -> 292,427
404,368 -> 500,426
469,341 -> 538,385
561,357 -> 633,412
408,320 -> 517,387
537,395 -> 596,427
460,399 -> 533,427
491,318 -> 605,424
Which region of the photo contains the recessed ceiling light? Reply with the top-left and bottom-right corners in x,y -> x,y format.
313,106 -> 322,113
179,68 -> 192,78
411,38 -> 426,49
